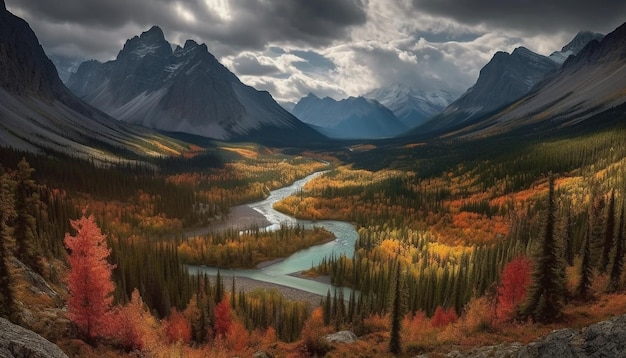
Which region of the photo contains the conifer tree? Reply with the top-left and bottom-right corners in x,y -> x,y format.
389,260 -> 403,354
578,226 -> 593,299
607,204 -> 625,293
521,175 -> 566,323
0,168 -> 16,321
564,211 -> 575,266
14,159 -> 39,272
600,190 -> 616,273
65,214 -> 116,340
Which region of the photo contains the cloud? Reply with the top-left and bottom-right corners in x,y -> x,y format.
411,0 -> 626,36
231,53 -> 281,76
7,0 -> 623,106
7,0 -> 367,59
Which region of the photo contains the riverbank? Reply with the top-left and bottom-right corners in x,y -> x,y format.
184,204 -> 271,238
222,276 -> 323,308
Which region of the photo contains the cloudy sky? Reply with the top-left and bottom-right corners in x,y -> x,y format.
6,0 -> 626,104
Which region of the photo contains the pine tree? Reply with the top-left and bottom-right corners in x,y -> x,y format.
600,190 -> 616,273
13,159 -> 40,273
578,226 -> 593,299
607,205 -> 625,293
564,211 -> 575,266
0,168 -> 16,321
389,260 -> 403,355
65,214 -> 116,340
521,175 -> 566,323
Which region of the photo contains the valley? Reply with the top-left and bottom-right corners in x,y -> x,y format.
1,1 -> 626,357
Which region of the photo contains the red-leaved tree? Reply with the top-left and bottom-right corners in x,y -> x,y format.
166,307 -> 192,345
431,306 -> 459,328
214,296 -> 232,338
64,214 -> 116,340
496,255 -> 532,323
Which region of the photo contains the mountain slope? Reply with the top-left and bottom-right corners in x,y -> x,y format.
414,47 -> 559,135
365,85 -> 456,128
292,94 -> 407,139
549,31 -> 604,64
67,27 -> 324,145
446,21 -> 626,139
0,2 -> 187,160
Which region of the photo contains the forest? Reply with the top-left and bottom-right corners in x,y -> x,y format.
1,114 -> 626,356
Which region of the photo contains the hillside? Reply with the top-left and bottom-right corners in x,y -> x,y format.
0,2 -> 188,161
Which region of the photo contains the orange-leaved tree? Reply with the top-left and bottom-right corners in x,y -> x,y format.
166,307 -> 192,345
64,214 -> 116,340
496,255 -> 532,323
214,296 -> 232,338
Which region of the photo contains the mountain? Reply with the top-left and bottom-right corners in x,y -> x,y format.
48,54 -> 86,83
0,2 -> 186,160
415,47 -> 559,135
549,31 -> 604,64
441,21 -> 626,139
67,27 -> 324,145
291,94 -> 408,139
364,85 -> 456,128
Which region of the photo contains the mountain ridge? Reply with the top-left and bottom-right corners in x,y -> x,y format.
68,26 -> 324,145
292,93 -> 407,139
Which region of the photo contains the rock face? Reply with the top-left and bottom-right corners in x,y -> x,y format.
365,85 -> 457,128
447,314 -> 626,357
0,317 -> 68,358
292,93 -> 407,139
67,26 -> 324,145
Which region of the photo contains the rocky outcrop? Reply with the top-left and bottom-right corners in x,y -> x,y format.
0,317 -> 68,358
325,330 -> 358,344
446,314 -> 626,357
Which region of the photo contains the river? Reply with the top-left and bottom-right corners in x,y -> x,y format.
186,171 -> 359,298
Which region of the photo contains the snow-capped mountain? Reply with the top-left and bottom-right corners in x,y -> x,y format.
415,47 -> 559,135
0,2 -> 186,160
67,26 -> 324,145
442,21 -> 626,139
365,85 -> 456,128
549,31 -> 604,64
292,93 -> 407,139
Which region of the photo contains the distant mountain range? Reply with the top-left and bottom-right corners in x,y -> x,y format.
0,2 -> 186,160
365,85 -> 456,128
67,26 -> 324,145
291,94 -> 407,139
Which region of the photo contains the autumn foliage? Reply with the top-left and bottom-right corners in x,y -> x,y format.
166,308 -> 192,345
431,306 -> 459,328
496,256 -> 532,323
214,297 -> 232,338
64,214 -> 116,340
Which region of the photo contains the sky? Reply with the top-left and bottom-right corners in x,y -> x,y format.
6,0 -> 626,104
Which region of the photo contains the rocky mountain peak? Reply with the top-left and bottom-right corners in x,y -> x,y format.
117,25 -> 171,61
562,31 -> 604,53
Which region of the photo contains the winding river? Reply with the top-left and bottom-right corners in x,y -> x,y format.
187,171 -> 359,298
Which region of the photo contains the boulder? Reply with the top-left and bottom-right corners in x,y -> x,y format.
0,317 -> 67,358
325,330 -> 358,344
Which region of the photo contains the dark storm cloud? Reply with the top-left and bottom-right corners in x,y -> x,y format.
231,54 -> 280,76
7,0 -> 367,59
412,0 -> 626,35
